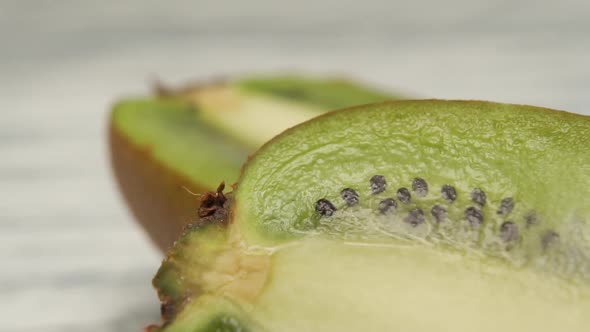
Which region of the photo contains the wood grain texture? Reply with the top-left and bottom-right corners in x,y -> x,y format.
1,0 -> 589,331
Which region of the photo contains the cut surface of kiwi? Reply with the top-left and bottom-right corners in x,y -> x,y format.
110,75 -> 395,250
152,100 -> 590,332
182,76 -> 398,148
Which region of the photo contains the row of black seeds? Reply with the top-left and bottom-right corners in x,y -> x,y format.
318,177 -> 515,218
315,176 -> 550,245
318,176 -> 477,218
317,176 -> 455,224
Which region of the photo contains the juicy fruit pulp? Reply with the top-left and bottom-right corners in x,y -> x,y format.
153,100 -> 590,331
109,75 -> 395,250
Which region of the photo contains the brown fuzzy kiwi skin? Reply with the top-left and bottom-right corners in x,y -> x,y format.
109,122 -> 206,252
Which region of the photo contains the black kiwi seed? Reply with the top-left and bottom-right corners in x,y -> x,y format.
497,197 -> 515,216
441,185 -> 457,203
405,208 -> 425,227
465,206 -> 484,227
315,199 -> 336,217
431,205 -> 447,223
525,210 -> 538,228
378,198 -> 397,214
541,230 -> 560,250
471,188 -> 487,206
370,175 -> 387,194
499,221 -> 519,242
412,178 -> 428,197
340,188 -> 360,206
396,188 -> 411,205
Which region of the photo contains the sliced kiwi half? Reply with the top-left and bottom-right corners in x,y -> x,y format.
109,75 -> 395,250
151,100 -> 590,332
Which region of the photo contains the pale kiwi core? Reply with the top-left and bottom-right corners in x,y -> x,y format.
160,100 -> 590,332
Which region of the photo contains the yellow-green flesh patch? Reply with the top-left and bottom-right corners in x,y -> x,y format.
189,76 -> 394,149
193,84 -> 324,149
157,236 -> 590,332
255,239 -> 590,332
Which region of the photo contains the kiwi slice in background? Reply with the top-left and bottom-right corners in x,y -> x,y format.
109,75 -> 397,251
150,100 -> 590,332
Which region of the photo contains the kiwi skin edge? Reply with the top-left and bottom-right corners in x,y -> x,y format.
109,124 -> 207,251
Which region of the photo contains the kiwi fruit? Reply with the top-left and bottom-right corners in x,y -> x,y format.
109,75 -> 395,250
149,100 -> 590,332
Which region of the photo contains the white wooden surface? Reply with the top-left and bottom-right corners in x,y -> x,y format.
1,1 -> 589,331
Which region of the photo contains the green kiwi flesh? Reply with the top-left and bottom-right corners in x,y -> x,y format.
152,100 -> 590,332
110,75 -> 395,250
112,99 -> 248,190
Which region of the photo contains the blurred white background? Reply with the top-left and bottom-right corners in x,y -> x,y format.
1,0 -> 589,331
